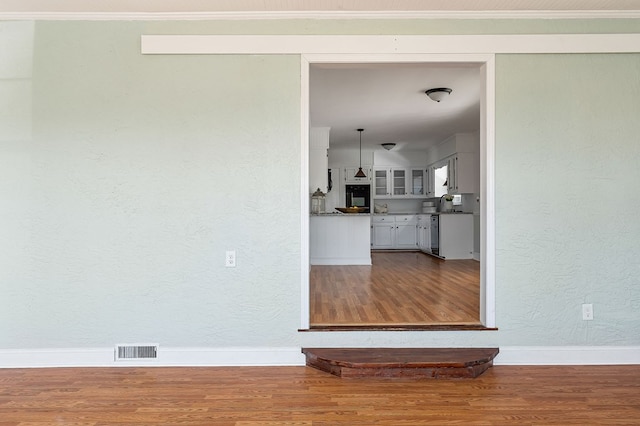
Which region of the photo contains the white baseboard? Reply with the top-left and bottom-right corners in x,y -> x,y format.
310,257 -> 371,265
2,346 -> 638,368
0,347 -> 306,368
473,251 -> 480,261
495,346 -> 640,365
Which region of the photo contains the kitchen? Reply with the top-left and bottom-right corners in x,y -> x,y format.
307,62 -> 482,328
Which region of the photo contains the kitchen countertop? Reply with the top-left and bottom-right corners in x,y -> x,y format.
311,212 -> 371,216
372,211 -> 472,215
428,211 -> 473,215
312,211 -> 474,216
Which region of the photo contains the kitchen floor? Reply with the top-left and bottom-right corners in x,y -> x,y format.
310,251 -> 480,326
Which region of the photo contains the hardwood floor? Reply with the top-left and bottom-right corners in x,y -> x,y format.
310,251 -> 480,326
1,365 -> 639,424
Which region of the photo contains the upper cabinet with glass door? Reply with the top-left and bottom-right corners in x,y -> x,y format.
410,168 -> 426,197
373,167 -> 391,197
374,167 -> 427,198
392,169 -> 407,196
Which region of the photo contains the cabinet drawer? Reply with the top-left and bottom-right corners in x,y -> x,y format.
372,215 -> 394,223
394,215 -> 417,224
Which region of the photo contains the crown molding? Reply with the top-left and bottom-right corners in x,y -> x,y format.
1,10 -> 640,21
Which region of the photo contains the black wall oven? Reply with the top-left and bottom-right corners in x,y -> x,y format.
345,184 -> 370,212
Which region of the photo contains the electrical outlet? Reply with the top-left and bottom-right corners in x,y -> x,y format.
225,250 -> 236,267
582,303 -> 593,321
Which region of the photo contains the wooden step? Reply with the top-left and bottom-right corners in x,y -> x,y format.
302,347 -> 499,379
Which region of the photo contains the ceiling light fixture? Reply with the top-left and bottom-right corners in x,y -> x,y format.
354,129 -> 366,178
381,143 -> 396,151
425,87 -> 452,102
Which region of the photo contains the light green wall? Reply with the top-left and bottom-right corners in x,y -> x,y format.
1,19 -> 639,350
495,53 -> 640,345
2,21 -> 302,348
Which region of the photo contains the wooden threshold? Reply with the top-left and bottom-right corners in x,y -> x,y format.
302,347 -> 499,379
301,323 -> 497,331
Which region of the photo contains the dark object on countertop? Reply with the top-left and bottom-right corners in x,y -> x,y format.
335,207 -> 368,214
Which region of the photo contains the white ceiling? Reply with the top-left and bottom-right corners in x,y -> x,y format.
310,62 -> 481,150
2,0 -> 640,13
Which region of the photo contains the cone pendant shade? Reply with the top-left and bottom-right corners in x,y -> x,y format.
354,129 -> 366,178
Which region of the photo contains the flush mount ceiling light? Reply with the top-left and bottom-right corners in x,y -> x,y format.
425,87 -> 452,102
381,143 -> 396,151
354,129 -> 366,178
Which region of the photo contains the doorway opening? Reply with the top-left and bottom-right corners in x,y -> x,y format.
301,54 -> 495,330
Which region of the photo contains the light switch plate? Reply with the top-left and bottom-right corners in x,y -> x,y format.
582,303 -> 593,321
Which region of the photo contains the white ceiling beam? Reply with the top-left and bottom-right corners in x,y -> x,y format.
141,34 -> 640,55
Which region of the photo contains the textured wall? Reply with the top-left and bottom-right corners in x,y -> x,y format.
494,53 -> 640,345
1,20 -> 639,352
0,21 -> 301,348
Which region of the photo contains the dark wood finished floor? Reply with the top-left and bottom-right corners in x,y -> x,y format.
1,365 -> 639,424
310,251 -> 480,326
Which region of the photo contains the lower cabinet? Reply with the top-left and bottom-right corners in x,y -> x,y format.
371,215 -> 417,249
416,215 -> 431,253
438,214 -> 474,259
372,213 -> 472,259
395,215 -> 417,249
371,215 -> 395,249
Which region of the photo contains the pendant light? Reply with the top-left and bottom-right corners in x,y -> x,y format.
354,128 -> 366,178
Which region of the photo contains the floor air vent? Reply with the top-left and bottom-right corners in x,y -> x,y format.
115,344 -> 159,361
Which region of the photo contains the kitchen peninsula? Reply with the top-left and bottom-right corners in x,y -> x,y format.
309,213 -> 371,265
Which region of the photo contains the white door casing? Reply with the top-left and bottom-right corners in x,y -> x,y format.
301,52 -> 495,329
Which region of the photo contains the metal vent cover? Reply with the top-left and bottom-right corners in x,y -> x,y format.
115,344 -> 159,361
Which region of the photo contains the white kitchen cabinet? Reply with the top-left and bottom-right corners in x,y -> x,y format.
371,215 -> 395,249
371,215 -> 417,249
374,167 -> 426,198
409,168 -> 426,197
439,214 -> 474,259
429,151 -> 478,196
446,152 -> 478,194
391,169 -> 407,196
373,167 -> 390,197
424,166 -> 435,197
416,215 -> 431,253
344,166 -> 372,184
309,127 -> 330,193
395,215 -> 418,249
